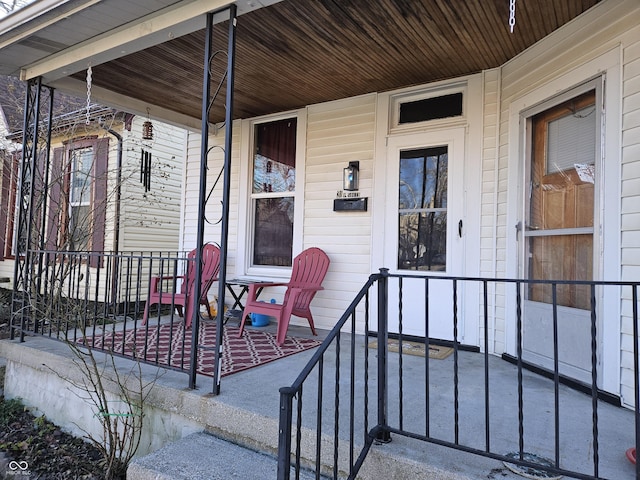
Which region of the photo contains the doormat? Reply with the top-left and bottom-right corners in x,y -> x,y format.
79,323 -> 321,378
368,339 -> 453,360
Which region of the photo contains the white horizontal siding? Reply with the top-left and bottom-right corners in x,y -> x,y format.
304,95 -> 376,331
620,24 -> 640,407
479,68 -> 502,353
119,117 -> 185,254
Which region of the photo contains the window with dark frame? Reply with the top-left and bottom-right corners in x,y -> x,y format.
251,118 -> 297,267
48,137 -> 108,267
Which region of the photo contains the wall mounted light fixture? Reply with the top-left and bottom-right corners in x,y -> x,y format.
343,161 -> 359,191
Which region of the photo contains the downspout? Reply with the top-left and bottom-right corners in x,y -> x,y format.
101,124 -> 122,307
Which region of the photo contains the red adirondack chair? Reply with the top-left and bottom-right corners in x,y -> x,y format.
238,247 -> 330,346
143,243 -> 221,328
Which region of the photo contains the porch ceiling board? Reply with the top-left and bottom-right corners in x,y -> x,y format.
78,0 -> 601,124
1,0 -> 601,125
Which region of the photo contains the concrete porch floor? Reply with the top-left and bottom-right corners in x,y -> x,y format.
1,319 -> 638,479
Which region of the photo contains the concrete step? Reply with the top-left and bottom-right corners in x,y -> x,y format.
127,432 -> 322,480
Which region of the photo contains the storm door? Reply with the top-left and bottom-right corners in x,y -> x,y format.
521,89 -> 600,384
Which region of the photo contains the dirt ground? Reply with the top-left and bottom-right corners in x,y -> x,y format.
0,287 -> 10,340
0,287 -> 111,479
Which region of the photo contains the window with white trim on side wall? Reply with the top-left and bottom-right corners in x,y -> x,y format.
238,111 -> 306,277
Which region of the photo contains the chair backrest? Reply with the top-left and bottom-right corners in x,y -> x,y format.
286,247 -> 330,308
183,243 -> 221,300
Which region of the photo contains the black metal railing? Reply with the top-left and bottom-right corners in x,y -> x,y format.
9,249 -> 208,377
277,269 -> 640,480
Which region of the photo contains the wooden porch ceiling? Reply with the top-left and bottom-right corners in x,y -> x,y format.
77,0 -> 601,124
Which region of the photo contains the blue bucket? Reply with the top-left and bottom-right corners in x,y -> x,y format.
250,299 -> 275,327
250,313 -> 270,327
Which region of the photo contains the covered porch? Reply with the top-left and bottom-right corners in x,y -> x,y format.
1,310 -> 637,480
2,0 -> 640,478
2,264 -> 640,479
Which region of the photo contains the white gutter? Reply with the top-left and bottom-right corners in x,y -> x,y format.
0,0 -> 101,45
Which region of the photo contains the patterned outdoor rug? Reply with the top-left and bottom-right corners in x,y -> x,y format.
80,322 -> 322,378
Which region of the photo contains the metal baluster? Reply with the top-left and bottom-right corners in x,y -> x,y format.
363,290 -> 369,444
398,277 -> 404,430
552,283 -> 560,467
334,330 -> 341,480
453,278 -> 459,444
483,280 -> 490,452
295,386 -> 303,480
425,277 -> 430,438
316,356 -> 324,480
516,281 -> 524,459
349,311 -> 356,476
590,284 -> 599,477
632,284 -> 639,480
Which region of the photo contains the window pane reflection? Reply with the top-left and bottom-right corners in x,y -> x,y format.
398,212 -> 447,271
253,197 -> 294,266
398,147 -> 448,271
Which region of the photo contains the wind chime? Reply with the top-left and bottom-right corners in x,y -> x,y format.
140,109 -> 154,193
140,149 -> 152,192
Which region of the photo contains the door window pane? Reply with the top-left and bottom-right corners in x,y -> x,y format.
527,91 -> 596,309
398,147 -> 448,271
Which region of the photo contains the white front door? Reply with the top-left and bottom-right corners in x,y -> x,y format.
383,128 -> 467,341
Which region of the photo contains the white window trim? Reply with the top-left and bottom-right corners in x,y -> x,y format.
236,109 -> 307,279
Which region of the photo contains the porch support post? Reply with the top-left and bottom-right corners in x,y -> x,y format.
212,3 -> 237,395
188,9 -> 215,390
376,268 -> 391,442
11,78 -> 54,341
189,4 -> 237,392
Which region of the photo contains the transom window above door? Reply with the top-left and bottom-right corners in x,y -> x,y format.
389,83 -> 467,133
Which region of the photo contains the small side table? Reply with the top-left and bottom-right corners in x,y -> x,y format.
225,278 -> 268,310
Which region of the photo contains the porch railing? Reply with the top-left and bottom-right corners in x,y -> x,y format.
10,249 -> 204,377
277,269 -> 640,480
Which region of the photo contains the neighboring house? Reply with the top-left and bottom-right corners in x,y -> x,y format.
0,0 -> 637,409
0,76 -> 186,294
